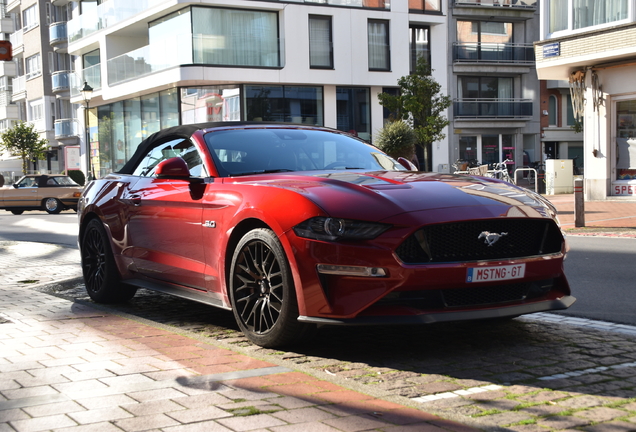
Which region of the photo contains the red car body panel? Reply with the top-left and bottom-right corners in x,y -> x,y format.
78,123 -> 573,332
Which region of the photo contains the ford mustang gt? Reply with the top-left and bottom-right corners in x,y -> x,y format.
78,122 -> 574,347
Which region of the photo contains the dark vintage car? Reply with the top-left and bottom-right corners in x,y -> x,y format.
78,122 -> 574,347
0,174 -> 83,214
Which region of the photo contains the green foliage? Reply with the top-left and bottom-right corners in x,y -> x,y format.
0,121 -> 48,174
375,120 -> 417,160
377,57 -> 452,151
571,120 -> 583,133
64,169 -> 86,186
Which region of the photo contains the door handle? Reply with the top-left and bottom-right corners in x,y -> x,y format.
129,194 -> 141,206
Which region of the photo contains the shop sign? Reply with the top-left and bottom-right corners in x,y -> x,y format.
613,184 -> 636,196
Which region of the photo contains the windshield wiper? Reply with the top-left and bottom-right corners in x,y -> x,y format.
232,169 -> 296,176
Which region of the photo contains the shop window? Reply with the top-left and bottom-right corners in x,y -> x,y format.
617,99 -> 636,181
244,85 -> 323,126
336,87 -> 370,141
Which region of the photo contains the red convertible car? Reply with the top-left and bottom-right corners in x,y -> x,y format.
78,122 -> 574,347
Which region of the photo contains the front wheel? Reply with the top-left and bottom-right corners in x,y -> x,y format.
81,219 -> 137,303
44,198 -> 63,214
229,228 -> 314,348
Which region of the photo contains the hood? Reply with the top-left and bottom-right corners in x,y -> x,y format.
232,171 -> 555,221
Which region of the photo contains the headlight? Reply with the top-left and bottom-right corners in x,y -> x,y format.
293,217 -> 390,241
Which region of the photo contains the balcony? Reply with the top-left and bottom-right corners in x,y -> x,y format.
0,61 -> 17,77
454,99 -> 533,119
70,64 -> 101,98
454,0 -> 536,8
52,71 -> 71,93
0,119 -> 19,133
0,90 -> 12,106
9,28 -> 23,56
49,22 -> 68,48
287,0 -> 389,7
52,0 -> 73,6
54,118 -> 79,142
11,75 -> 25,101
0,104 -> 19,121
68,0 -> 164,43
0,16 -> 14,34
454,43 -> 535,64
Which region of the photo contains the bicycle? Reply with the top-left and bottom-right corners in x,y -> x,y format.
486,159 -> 514,183
527,161 -> 544,185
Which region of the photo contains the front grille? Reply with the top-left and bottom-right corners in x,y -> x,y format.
395,219 -> 563,264
376,279 -> 555,310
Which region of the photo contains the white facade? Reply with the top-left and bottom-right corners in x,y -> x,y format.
63,0 -> 451,178
535,0 -> 636,200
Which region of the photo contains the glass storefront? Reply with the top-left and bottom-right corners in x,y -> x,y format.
616,100 -> 636,182
244,85 -> 323,126
336,87 -> 370,141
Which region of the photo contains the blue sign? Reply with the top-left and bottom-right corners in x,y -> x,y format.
543,42 -> 560,58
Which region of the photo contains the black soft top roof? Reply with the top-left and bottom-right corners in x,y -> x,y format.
118,122 -> 258,175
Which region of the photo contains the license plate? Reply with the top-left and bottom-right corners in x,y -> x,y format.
466,264 -> 525,283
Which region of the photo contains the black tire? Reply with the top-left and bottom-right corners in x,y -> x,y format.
81,219 -> 137,303
229,228 -> 314,348
10,210 -> 24,215
44,198 -> 63,214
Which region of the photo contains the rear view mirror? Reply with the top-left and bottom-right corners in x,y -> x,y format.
397,157 -> 418,171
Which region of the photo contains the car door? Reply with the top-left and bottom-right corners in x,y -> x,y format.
2,176 -> 40,208
122,137 -> 208,290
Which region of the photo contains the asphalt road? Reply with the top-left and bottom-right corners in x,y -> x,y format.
561,235 -> 636,326
2,212 -> 635,326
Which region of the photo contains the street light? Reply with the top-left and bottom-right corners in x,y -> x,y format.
81,81 -> 94,181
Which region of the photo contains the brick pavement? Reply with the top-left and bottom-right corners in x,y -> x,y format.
1,194 -> 636,432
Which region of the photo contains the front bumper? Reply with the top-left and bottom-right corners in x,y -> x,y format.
298,295 -> 576,325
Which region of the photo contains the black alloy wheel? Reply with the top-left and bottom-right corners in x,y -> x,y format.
229,228 -> 313,348
81,219 -> 136,303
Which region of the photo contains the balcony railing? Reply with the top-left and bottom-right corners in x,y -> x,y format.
454,0 -> 536,8
454,43 -> 535,64
54,118 -> 79,139
454,99 -> 533,118
107,33 -> 282,86
67,0 -> 165,42
11,75 -> 25,97
9,28 -> 22,49
70,64 -> 101,97
52,71 -> 71,93
49,21 -> 68,45
0,90 -> 12,105
284,0 -> 389,7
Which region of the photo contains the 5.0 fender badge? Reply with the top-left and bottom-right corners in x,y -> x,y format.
478,231 -> 508,246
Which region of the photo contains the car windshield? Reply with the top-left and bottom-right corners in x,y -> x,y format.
204,128 -> 407,177
50,176 -> 79,186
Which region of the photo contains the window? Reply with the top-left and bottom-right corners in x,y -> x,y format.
548,95 -> 557,126
409,26 -> 430,74
566,95 -> 576,126
28,99 -> 44,121
616,99 -> 636,182
23,5 -> 38,31
244,85 -> 323,125
180,86 -> 242,124
409,0 -> 441,13
336,87 -> 370,141
368,20 -> 390,71
458,20 -> 513,44
132,138 -> 204,178
549,0 -> 628,35
191,7 -> 280,67
458,76 -> 513,99
309,15 -> 333,69
26,54 -> 42,80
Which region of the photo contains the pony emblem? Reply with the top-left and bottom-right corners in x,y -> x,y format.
478,231 -> 508,246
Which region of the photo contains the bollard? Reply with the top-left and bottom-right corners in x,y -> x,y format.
537,168 -> 545,194
574,178 -> 585,227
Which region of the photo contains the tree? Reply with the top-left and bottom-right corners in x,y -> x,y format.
0,121 -> 48,174
377,57 -> 452,171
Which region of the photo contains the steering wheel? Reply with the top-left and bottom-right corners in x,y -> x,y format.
324,161 -> 348,170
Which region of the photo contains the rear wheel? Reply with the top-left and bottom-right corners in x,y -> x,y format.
44,198 -> 62,214
81,219 -> 137,303
229,228 -> 314,348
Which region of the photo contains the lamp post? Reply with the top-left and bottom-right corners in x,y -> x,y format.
81,81 -> 94,181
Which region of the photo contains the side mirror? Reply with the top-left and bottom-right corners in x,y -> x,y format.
155,157 -> 191,179
397,157 -> 418,171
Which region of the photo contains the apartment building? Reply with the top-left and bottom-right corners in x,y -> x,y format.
50,0 -> 448,179
447,0 -> 541,175
0,0 -> 70,179
535,0 -> 636,199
